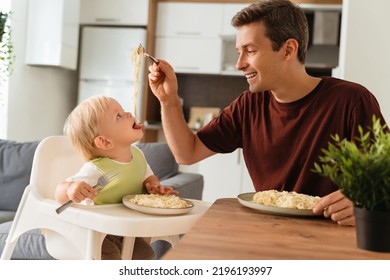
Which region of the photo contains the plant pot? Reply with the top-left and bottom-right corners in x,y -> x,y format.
354,206 -> 390,252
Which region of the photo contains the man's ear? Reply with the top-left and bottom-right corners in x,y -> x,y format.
94,136 -> 113,150
284,38 -> 298,59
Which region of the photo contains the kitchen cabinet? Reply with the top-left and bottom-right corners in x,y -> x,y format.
79,0 -> 148,26
25,0 -> 80,70
156,38 -> 222,74
155,2 -> 224,74
220,4 -> 250,74
156,1 -> 300,74
155,3 -> 223,37
180,149 -> 254,202
221,3 -> 249,36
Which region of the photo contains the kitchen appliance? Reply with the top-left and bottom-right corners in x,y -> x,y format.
78,26 -> 146,118
304,7 -> 342,76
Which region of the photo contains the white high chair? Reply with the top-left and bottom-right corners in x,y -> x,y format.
1,135 -> 211,260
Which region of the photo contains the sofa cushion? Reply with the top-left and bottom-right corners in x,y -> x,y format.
0,139 -> 40,211
161,172 -> 203,200
0,210 -> 16,224
136,143 -> 179,180
0,221 -> 55,260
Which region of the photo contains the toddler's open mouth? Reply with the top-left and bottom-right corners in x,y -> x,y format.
132,122 -> 143,129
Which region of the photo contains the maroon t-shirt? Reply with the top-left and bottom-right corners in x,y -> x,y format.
197,77 -> 386,197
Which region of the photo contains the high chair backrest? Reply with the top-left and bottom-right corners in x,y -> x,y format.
30,136 -> 84,200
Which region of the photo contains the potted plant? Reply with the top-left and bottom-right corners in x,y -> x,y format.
0,11 -> 8,42
0,10 -> 14,78
313,115 -> 390,252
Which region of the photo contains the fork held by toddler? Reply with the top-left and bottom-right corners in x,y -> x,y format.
55,169 -> 119,214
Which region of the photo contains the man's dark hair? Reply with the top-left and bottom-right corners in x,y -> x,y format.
232,0 -> 309,64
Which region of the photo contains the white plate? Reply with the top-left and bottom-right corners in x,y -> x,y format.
122,195 -> 194,215
237,192 -> 322,217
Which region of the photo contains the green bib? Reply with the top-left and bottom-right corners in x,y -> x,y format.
92,146 -> 147,204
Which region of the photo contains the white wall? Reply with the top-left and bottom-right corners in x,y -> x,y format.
338,0 -> 390,123
6,0 -> 78,141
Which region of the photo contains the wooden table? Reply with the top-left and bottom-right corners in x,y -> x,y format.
163,198 -> 390,259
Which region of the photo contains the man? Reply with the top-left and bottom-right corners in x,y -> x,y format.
148,0 -> 387,226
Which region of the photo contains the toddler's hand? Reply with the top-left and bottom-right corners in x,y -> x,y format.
145,182 -> 179,196
66,181 -> 97,203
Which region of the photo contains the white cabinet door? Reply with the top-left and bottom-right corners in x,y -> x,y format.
240,157 -> 255,194
220,4 -> 249,75
25,0 -> 80,70
79,27 -> 146,80
79,0 -> 148,26
155,38 -> 222,74
221,4 -> 249,36
198,150 -> 242,203
155,2 -> 224,74
179,149 -> 254,202
156,3 -> 223,37
78,80 -> 136,113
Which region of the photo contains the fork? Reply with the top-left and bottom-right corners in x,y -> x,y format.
137,43 -> 159,64
55,169 -> 119,214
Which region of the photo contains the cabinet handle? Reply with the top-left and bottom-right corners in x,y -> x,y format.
176,32 -> 202,36
95,18 -> 120,23
175,66 -> 200,71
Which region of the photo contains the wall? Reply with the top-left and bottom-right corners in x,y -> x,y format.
5,0 -> 78,142
337,0 -> 390,123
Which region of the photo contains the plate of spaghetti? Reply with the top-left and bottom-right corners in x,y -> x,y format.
238,191 -> 322,217
123,194 -> 194,215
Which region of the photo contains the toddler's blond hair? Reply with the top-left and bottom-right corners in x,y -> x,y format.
64,95 -> 111,161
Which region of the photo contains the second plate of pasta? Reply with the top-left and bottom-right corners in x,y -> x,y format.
237,192 -> 322,217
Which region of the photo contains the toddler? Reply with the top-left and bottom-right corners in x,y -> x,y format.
55,95 -> 178,259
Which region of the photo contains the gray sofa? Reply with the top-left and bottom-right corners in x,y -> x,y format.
0,138 -> 203,259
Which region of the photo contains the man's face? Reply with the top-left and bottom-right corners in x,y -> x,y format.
235,21 -> 286,93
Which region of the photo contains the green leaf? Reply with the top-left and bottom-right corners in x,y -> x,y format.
312,115 -> 390,211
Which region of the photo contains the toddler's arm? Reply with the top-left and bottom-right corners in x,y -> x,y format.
55,181 -> 97,204
144,175 -> 179,195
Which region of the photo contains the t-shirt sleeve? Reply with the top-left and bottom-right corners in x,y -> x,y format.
144,163 -> 154,180
349,85 -> 387,137
65,161 -> 101,205
132,145 -> 155,180
197,92 -> 247,153
66,161 -> 101,187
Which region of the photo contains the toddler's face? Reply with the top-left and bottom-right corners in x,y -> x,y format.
99,98 -> 144,145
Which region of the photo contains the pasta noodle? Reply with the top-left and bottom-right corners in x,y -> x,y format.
253,190 -> 320,210
128,194 -> 190,209
131,46 -> 143,121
